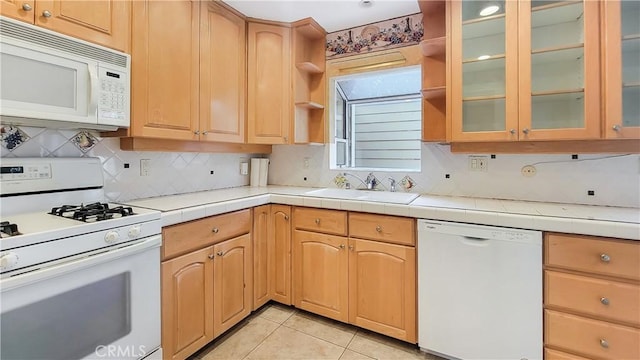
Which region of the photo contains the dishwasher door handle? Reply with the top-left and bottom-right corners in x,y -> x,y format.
461,236 -> 491,246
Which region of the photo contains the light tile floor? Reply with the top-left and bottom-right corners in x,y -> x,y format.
190,303 -> 443,360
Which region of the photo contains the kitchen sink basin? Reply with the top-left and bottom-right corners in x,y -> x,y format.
303,188 -> 419,205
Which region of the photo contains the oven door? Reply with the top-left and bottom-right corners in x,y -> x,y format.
0,236 -> 161,360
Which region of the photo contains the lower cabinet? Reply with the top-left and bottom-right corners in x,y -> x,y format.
292,207 -> 417,343
161,247 -> 214,360
161,210 -> 252,360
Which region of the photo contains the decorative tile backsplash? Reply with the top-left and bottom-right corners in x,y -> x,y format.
326,13 -> 423,59
1,126 -> 253,202
268,144 -> 640,208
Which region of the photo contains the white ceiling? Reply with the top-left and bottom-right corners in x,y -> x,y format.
222,0 -> 421,33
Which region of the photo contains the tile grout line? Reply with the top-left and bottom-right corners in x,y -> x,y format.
240,319 -> 283,360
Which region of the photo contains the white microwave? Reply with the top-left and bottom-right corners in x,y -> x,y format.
0,16 -> 131,131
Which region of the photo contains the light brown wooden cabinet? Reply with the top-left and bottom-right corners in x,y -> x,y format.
161,246 -> 214,360
1,0 -> 130,52
130,0 -> 199,140
292,207 -> 417,342
161,209 -> 252,360
199,1 -> 246,143
247,21 -> 292,144
253,204 -> 292,308
544,232 -> 640,360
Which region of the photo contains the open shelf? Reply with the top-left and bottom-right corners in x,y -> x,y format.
295,101 -> 324,109
420,37 -> 445,57
296,62 -> 324,74
422,87 -> 446,99
293,18 -> 325,40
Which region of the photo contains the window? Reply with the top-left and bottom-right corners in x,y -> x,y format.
330,66 -> 422,171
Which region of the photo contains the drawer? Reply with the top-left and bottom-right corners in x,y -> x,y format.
293,207 -> 347,236
348,213 -> 415,246
162,209 -> 251,260
545,309 -> 640,360
545,270 -> 640,326
545,233 -> 640,281
544,348 -> 591,360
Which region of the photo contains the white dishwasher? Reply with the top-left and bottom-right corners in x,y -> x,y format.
418,220 -> 542,360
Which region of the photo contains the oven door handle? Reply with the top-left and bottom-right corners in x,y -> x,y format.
1,236 -> 161,292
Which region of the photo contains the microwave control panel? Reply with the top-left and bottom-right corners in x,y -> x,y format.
98,66 -> 129,124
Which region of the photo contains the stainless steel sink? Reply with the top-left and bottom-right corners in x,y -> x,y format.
303,188 -> 419,205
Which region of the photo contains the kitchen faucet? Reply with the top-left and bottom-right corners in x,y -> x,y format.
388,178 -> 396,192
365,173 -> 377,190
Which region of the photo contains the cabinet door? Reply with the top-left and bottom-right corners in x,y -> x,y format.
162,247 -> 214,360
1,0 -> 35,23
213,234 -> 253,337
348,238 -> 416,342
130,0 -> 199,140
603,0 -> 640,139
518,0 -> 600,140
34,0 -> 129,52
247,22 -> 291,144
269,204 -> 291,305
451,0 -> 519,141
253,205 -> 270,310
200,2 -> 246,143
293,229 -> 348,322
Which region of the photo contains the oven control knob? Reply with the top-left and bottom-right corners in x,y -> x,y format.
0,252 -> 19,270
104,231 -> 120,244
128,226 -> 141,239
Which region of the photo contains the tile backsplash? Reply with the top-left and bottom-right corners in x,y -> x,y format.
2,127 -> 639,208
268,143 -> 640,208
1,126 -> 255,202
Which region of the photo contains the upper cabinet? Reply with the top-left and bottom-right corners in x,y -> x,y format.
602,0 -> 640,139
200,1 -> 246,143
1,0 -> 130,52
451,0 -> 601,142
247,21 -> 292,144
292,18 -> 327,144
130,0 -> 199,140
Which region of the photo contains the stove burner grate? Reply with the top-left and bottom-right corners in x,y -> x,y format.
0,221 -> 20,237
49,203 -> 135,222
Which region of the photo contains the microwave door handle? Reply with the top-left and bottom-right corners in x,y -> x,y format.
88,65 -> 99,118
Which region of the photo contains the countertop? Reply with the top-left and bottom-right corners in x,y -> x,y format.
120,186 -> 640,240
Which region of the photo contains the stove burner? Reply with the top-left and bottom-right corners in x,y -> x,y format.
49,203 -> 135,222
0,221 -> 20,237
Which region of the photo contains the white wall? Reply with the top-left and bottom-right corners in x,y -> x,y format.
0,127 -> 255,202
268,143 -> 640,208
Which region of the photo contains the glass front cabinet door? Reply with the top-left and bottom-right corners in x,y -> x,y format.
451,0 -> 602,141
603,0 -> 640,139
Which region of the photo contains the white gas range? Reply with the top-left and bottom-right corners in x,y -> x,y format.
0,157 -> 162,360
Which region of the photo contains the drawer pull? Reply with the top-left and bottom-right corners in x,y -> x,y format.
600,339 -> 609,348
600,297 -> 610,305
212,228 -> 219,234
600,253 -> 611,263
375,225 -> 382,233
216,251 -> 223,257
315,218 -> 320,225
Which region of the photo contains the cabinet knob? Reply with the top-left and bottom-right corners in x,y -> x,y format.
284,215 -> 289,220
600,339 -> 609,348
208,254 -> 214,260
522,128 -> 530,135
339,244 -> 345,250
315,218 -> 320,225
600,297 -> 610,306
375,225 -> 382,233
194,130 -> 200,135
612,124 -> 621,132
600,253 -> 611,263
22,3 -> 32,11
212,228 -> 219,233
509,129 -> 516,135
349,245 -> 354,251
216,251 -> 223,256
202,131 -> 209,135
42,10 -> 52,17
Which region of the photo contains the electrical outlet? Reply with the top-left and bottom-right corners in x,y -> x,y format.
140,159 -> 150,176
468,156 -> 488,172
240,162 -> 248,175
521,165 -> 537,177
